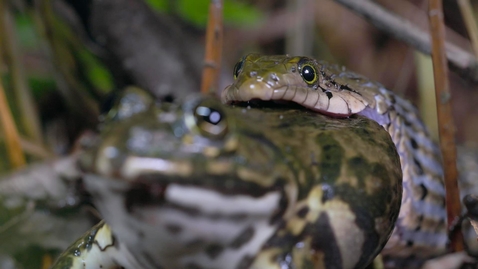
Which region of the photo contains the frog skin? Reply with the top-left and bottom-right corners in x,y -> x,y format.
221,54 -> 457,265
51,88 -> 402,269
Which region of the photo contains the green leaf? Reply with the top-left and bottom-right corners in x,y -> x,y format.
78,50 -> 114,93
147,0 -> 263,28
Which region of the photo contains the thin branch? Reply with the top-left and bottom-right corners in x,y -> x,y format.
3,7 -> 44,144
378,0 -> 472,50
0,2 -> 26,168
457,0 -> 478,58
334,0 -> 478,83
0,79 -> 26,168
428,0 -> 463,252
200,0 -> 223,95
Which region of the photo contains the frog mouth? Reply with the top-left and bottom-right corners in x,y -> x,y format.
124,175 -> 284,214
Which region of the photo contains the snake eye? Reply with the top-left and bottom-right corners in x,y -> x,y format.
298,59 -> 318,85
233,57 -> 245,79
193,102 -> 228,138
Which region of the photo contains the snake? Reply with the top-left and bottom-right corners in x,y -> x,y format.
221,54 -> 451,265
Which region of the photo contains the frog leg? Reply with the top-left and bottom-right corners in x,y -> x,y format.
50,221 -> 143,269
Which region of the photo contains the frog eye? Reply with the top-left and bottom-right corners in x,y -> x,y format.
233,56 -> 245,79
298,59 -> 318,85
193,103 -> 228,138
100,86 -> 154,124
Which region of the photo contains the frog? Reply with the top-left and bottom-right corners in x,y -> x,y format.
221,54 -> 474,267
50,87 -> 402,269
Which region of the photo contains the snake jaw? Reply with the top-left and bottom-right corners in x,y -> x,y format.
222,81 -> 275,104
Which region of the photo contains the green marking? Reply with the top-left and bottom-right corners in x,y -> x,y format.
316,133 -> 344,183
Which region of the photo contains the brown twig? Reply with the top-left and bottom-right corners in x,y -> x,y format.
0,79 -> 26,168
200,0 -> 223,95
457,0 -> 478,58
0,131 -> 54,159
334,0 -> 478,83
428,0 -> 463,252
0,2 -> 26,168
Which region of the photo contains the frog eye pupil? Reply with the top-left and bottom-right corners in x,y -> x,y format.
196,106 -> 222,124
301,65 -> 316,83
194,105 -> 227,137
208,111 -> 221,124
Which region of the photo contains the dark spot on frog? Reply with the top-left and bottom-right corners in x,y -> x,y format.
297,207 -> 309,218
186,238 -> 206,248
205,244 -> 224,259
125,181 -> 167,213
351,121 -> 374,140
142,251 -> 165,269
347,156 -> 370,188
306,212 -> 343,268
236,255 -> 254,269
230,226 -> 255,249
270,189 -> 289,225
165,223 -> 183,235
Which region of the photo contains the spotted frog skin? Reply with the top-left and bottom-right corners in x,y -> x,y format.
221,54 -> 455,266
51,89 -> 402,269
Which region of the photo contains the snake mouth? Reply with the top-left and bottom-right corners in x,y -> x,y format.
229,99 -> 307,110
222,82 -> 357,117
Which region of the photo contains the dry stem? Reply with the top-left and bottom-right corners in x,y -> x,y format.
200,0 -> 224,95
457,0 -> 478,58
428,0 -> 463,252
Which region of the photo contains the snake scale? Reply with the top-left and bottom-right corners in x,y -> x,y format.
221,54 -> 455,265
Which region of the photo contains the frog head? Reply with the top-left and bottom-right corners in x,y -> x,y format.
79,88 -> 293,269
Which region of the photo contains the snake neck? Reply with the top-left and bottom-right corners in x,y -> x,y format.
358,89 -> 448,258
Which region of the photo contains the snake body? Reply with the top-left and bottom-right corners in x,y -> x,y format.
222,54 -> 448,262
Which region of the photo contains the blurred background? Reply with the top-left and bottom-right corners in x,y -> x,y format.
2,0 -> 478,169
1,0 -> 478,267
